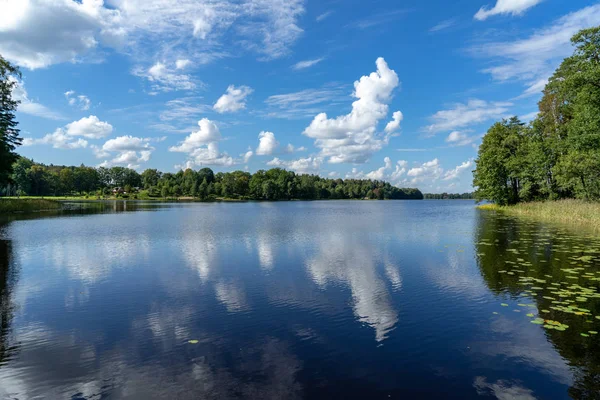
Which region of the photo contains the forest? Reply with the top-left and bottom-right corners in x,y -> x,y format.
0,157 -> 423,201
473,27 -> 600,205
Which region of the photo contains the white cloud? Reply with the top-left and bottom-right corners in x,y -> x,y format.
96,135 -> 155,169
303,57 -> 400,164
133,61 -> 196,92
169,118 -> 235,168
429,18 -> 457,33
403,158 -> 473,186
22,131 -> 88,149
475,0 -> 543,21
0,0 -> 121,69
0,0 -> 306,69
256,131 -> 279,155
384,111 -> 403,134
11,78 -> 64,120
169,118 -> 221,153
407,159 -> 443,182
267,156 -> 322,174
213,85 -> 253,113
175,59 -> 191,69
65,90 -> 91,110
243,150 -> 253,163
65,115 -> 113,139
519,111 -> 539,122
446,131 -> 477,147
316,11 -> 333,22
265,84 -> 348,119
473,5 -> 600,96
443,160 -> 473,181
424,99 -> 511,134
22,115 -> 112,149
345,157 -> 408,185
292,58 -> 324,70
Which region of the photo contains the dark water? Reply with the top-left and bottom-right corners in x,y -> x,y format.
0,200 -> 599,399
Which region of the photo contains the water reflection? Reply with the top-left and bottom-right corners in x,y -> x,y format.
2,201 -> 600,398
475,210 -> 600,398
0,223 -> 18,368
306,233 -> 399,342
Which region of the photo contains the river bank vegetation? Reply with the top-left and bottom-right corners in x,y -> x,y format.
473,27 -> 600,206
0,198 -> 61,213
478,200 -> 600,233
0,158 -> 423,201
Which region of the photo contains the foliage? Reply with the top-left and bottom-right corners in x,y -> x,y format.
423,192 -> 474,200
477,200 -> 600,234
0,56 -> 21,186
474,27 -> 600,204
0,199 -> 61,213
0,159 -> 423,201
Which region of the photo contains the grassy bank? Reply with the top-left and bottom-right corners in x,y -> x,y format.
0,198 -> 62,213
478,200 -> 600,233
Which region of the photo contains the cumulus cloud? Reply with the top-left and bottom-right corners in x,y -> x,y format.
213,85 -> 253,113
346,157 -> 408,184
11,78 -> 64,120
169,118 -> 234,168
65,90 -> 91,110
445,131 -> 479,147
22,115 -> 113,149
0,0 -> 306,70
64,115 -> 113,139
403,158 -> 473,186
472,5 -> 600,96
266,156 -> 323,174
443,160 -> 473,181
424,99 -> 511,134
133,61 -> 196,92
475,0 -> 543,21
303,57 -> 400,164
256,131 -> 279,155
22,131 -> 88,149
95,135 -> 156,169
384,111 -> 403,134
292,58 -> 324,70
0,0 -> 122,69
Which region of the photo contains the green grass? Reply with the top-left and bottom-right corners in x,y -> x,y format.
0,198 -> 62,213
478,200 -> 600,233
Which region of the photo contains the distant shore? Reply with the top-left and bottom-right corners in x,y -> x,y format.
477,200 -> 600,234
0,196 -> 424,214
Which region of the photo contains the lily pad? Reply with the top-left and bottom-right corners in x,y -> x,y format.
188,340 -> 199,344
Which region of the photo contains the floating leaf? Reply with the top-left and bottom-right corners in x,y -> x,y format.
526,313 -> 535,317
188,340 -> 199,344
581,333 -> 590,337
501,303 -> 509,307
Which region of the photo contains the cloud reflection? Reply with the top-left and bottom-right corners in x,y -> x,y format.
306,234 -> 400,342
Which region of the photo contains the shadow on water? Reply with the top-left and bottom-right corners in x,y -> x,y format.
475,210 -> 600,399
0,220 -> 19,368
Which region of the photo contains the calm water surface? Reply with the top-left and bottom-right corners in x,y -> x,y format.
0,200 -> 599,399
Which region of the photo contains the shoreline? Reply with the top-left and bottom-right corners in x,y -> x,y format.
1,196 -> 425,214
477,200 -> 600,234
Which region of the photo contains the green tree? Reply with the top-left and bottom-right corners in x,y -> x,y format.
0,56 -> 21,186
473,118 -> 526,205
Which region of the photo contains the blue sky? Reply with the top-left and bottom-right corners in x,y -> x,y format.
2,0 -> 599,193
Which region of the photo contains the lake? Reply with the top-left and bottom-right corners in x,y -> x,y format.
0,200 -> 599,399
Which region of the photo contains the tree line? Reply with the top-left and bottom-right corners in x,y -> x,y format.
423,192 -> 474,200
474,27 -> 600,205
0,157 -> 423,201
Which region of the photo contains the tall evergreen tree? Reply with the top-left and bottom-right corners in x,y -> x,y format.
0,56 -> 21,186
